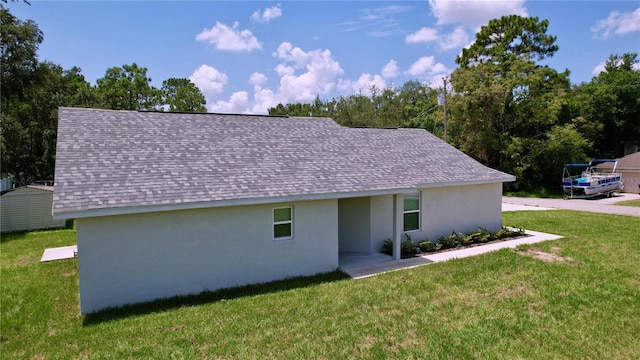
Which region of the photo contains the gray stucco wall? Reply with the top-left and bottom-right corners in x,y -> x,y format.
419,182 -> 503,241
76,199 -> 338,313
338,197 -> 371,253
369,194 -> 394,253
365,183 -> 504,250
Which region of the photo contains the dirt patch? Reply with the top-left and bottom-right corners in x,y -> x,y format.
15,255 -> 39,266
495,284 -> 532,300
516,247 -> 572,263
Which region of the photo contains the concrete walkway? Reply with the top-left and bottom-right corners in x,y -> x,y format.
340,229 -> 562,279
41,245 -> 77,262
503,192 -> 639,217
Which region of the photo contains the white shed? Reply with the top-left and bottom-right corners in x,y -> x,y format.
1,185 -> 66,233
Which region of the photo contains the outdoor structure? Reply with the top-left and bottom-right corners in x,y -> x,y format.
53,107 -> 515,313
595,152 -> 640,194
0,173 -> 13,193
1,185 -> 66,233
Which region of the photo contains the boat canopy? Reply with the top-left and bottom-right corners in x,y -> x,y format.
563,163 -> 590,168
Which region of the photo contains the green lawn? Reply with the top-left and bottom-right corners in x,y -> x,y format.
616,198 -> 640,207
2,211 -> 639,359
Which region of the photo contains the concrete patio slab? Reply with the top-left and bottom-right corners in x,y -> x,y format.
339,229 -> 562,279
41,245 -> 77,262
339,252 -> 433,279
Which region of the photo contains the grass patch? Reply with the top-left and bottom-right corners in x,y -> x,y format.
615,198 -> 640,207
504,188 -> 564,198
2,211 -> 640,359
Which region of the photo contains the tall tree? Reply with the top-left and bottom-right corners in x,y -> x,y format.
584,53 -> 640,157
96,63 -> 160,110
160,78 -> 206,112
456,15 -> 558,68
0,6 -> 43,102
449,15 -> 572,191
397,80 -> 441,135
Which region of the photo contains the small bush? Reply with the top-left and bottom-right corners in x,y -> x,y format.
418,239 -> 441,252
401,233 -> 417,258
382,227 -> 527,257
381,239 -> 393,256
381,235 -> 420,258
439,230 -> 463,249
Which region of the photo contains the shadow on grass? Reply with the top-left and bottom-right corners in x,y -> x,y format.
83,269 -> 350,326
0,231 -> 29,244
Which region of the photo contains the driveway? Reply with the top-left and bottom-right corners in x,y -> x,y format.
502,193 -> 640,217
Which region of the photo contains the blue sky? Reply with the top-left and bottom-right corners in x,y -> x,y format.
7,1 -> 640,114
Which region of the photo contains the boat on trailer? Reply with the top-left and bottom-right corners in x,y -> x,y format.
562,159 -> 624,199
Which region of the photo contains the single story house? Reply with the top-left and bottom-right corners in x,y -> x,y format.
595,152 -> 640,194
1,185 -> 66,233
53,107 -> 515,313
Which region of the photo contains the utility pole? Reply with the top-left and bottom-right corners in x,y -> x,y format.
442,77 -> 448,143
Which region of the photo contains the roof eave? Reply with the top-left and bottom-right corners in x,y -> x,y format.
416,175 -> 516,189
52,176 -> 514,220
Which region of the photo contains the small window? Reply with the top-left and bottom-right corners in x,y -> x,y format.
273,206 -> 293,239
403,192 -> 420,232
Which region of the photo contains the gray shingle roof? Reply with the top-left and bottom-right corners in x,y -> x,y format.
53,107 -> 514,217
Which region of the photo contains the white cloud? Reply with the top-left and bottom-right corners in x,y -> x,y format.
208,91 -> 251,114
592,8 -> 640,39
274,64 -> 295,77
195,21 -> 262,51
405,56 -> 449,85
274,42 -> 309,68
406,26 -> 469,51
361,5 -> 412,21
343,5 -> 411,37
592,61 -> 606,75
189,65 -> 228,105
441,26 -> 470,50
337,73 -> 387,96
382,60 -> 400,79
273,42 -> 344,102
251,86 -> 281,114
249,72 -> 267,86
428,0 -> 527,28
406,27 -> 439,43
251,4 -> 282,23
214,42 -> 345,114
592,58 -> 640,75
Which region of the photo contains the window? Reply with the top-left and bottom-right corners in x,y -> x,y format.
403,192 -> 420,232
273,206 -> 293,239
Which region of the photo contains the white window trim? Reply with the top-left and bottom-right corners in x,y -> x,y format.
403,192 -> 421,232
273,206 -> 293,240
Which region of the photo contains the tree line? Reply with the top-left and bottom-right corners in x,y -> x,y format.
269,16 -> 639,193
2,5 -> 638,193
1,5 -> 206,183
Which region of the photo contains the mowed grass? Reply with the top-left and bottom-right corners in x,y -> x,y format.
1,211 -> 639,359
616,198 -> 640,207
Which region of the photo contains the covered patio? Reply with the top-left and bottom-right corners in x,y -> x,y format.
339,229 -> 563,279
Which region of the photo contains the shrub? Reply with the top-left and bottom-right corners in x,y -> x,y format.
401,233 -> 417,258
381,239 -> 393,256
495,227 -> 525,239
439,230 -> 463,249
418,238 -> 441,252
383,227 -> 526,256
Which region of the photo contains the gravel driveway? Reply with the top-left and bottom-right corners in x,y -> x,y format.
502,193 -> 640,217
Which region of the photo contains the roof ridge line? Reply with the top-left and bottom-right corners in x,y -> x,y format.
137,110 -> 290,118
